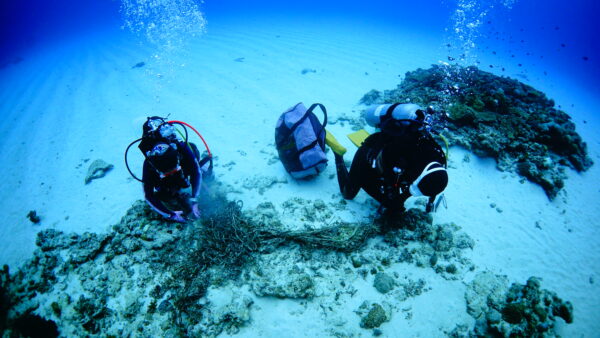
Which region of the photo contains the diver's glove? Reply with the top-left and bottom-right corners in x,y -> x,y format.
325,130 -> 347,156
169,210 -> 186,223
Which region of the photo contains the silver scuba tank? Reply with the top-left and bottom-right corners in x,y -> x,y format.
364,103 -> 423,128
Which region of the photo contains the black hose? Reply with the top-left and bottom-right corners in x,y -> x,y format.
125,138 -> 144,182
170,121 -> 189,143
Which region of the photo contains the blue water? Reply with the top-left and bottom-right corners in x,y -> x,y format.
1,0 -> 599,91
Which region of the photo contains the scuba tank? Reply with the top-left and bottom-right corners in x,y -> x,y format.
364,103 -> 423,128
364,103 -> 448,137
124,117 -> 212,183
364,103 -> 427,137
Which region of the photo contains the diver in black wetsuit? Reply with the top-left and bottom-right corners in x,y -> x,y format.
334,103 -> 448,215
143,141 -> 205,222
125,116 -> 213,223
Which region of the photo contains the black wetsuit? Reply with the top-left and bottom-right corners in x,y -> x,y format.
335,131 -> 446,213
143,141 -> 202,219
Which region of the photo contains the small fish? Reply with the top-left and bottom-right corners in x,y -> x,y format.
561,43 -> 566,47
447,56 -> 455,61
131,62 -> 145,69
492,51 -> 497,55
234,57 -> 245,62
489,65 -> 494,68
582,56 -> 589,61
518,63 -> 522,67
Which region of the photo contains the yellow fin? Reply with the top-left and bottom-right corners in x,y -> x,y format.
347,129 -> 370,147
436,133 -> 450,160
325,130 -> 347,155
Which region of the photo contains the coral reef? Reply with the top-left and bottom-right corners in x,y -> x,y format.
381,209 -> 475,280
3,187 -> 476,336
4,193 -> 261,336
84,159 -> 114,184
465,271 -> 573,337
361,65 -> 593,199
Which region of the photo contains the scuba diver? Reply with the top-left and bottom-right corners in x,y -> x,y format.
125,117 -> 213,222
326,103 -> 448,215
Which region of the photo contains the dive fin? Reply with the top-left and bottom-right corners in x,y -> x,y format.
347,129 -> 370,147
325,129 -> 347,156
437,133 -> 450,160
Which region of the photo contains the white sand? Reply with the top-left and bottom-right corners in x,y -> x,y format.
0,13 -> 598,336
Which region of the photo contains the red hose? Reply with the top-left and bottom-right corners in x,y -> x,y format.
168,120 -> 212,157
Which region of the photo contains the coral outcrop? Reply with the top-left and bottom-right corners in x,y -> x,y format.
465,271 -> 573,337
361,65 -> 593,199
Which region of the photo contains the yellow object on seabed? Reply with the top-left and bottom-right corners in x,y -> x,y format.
325,129 -> 347,156
347,129 -> 371,147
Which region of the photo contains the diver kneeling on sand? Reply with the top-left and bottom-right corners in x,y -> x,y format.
326,103 -> 448,216
125,116 -> 213,222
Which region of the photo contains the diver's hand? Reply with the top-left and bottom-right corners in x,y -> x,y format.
170,211 -> 186,223
191,203 -> 201,219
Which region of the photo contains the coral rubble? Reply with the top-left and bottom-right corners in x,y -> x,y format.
465,271 -> 573,337
84,159 -> 114,184
381,209 -> 475,280
357,301 -> 391,329
2,188 -> 478,335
